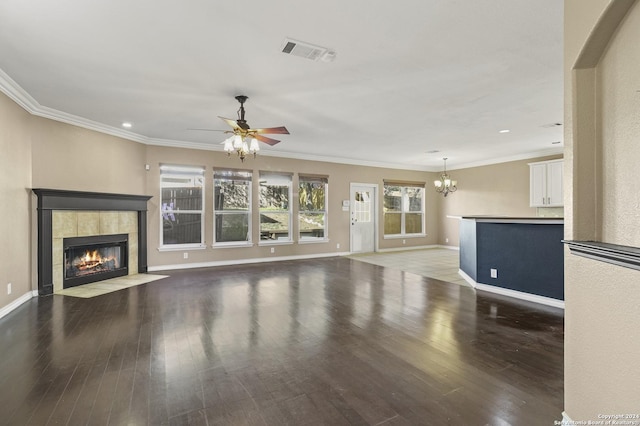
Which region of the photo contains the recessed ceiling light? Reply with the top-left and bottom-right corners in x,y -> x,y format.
122,122 -> 132,128
499,129 -> 510,134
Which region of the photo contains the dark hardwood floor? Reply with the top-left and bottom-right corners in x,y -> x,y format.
0,257 -> 564,425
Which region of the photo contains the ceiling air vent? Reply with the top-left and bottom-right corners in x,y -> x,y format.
281,38 -> 336,62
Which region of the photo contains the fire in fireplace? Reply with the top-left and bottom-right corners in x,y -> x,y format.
63,234 -> 128,288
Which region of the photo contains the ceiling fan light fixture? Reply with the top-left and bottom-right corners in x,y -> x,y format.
223,137 -> 234,152
249,137 -> 260,152
233,134 -> 243,149
217,95 -> 289,162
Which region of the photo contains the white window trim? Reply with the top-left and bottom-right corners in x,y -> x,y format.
298,180 -> 329,242
298,237 -> 330,244
259,173 -> 293,243
213,173 -> 253,246
258,240 -> 294,246
383,185 -> 426,237
158,244 -> 207,252
211,241 -> 254,249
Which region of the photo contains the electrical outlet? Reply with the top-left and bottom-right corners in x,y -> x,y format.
7,283 -> 11,295
445,238 -> 449,243
270,247 -> 275,254
402,239 -> 406,244
336,243 -> 340,249
490,268 -> 498,279
183,252 -> 188,259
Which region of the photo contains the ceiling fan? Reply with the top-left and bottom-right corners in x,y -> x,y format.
216,95 -> 290,161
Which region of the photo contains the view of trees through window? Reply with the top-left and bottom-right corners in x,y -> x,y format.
214,172 -> 251,243
259,175 -> 292,241
299,177 -> 327,239
383,184 -> 424,235
161,168 -> 334,245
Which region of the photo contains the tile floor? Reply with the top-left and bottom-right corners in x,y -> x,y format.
56,273 -> 168,298
348,247 -> 470,286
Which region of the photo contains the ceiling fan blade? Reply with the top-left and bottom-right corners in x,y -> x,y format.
218,116 -> 241,130
253,126 -> 290,135
254,134 -> 281,146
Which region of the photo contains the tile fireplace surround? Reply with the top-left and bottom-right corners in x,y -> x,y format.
33,189 -> 152,296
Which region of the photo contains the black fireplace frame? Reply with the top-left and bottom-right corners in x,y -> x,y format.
63,233 -> 129,288
33,189 -> 152,296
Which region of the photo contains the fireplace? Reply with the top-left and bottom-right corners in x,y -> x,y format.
33,189 -> 152,296
63,234 -> 128,288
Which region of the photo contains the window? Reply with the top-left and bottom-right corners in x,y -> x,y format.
383,182 -> 425,236
214,169 -> 252,245
259,173 -> 292,242
299,175 -> 328,241
160,165 -> 205,248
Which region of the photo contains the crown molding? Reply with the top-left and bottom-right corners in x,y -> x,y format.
34,104 -> 149,144
444,148 -> 564,172
0,68 -> 40,113
0,68 -> 562,173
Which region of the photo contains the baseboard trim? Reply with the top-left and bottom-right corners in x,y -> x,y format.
148,251 -> 351,272
0,290 -> 37,320
377,245 -> 439,253
458,269 -> 565,309
377,244 -> 458,253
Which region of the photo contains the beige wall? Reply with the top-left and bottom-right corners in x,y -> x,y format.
0,92 -> 33,308
565,0 -> 640,420
31,118 -> 147,194
145,146 -> 438,268
437,155 -> 562,247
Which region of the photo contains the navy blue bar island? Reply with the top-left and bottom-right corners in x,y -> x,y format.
459,216 -> 564,308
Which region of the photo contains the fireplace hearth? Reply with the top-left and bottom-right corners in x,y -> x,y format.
64,234 -> 128,288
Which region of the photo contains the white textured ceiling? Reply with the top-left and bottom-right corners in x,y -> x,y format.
0,0 -> 563,170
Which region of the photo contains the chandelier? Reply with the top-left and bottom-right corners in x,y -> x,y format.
434,157 -> 457,196
222,133 -> 260,162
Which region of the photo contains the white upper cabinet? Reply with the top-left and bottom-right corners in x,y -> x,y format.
529,159 -> 563,207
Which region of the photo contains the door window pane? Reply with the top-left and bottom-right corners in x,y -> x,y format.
355,191 -> 371,223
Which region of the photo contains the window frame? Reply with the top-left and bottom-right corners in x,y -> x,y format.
383,182 -> 426,238
159,164 -> 206,250
258,172 -> 293,245
298,175 -> 329,243
213,169 -> 253,247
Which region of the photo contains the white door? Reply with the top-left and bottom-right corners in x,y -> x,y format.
350,183 -> 377,253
